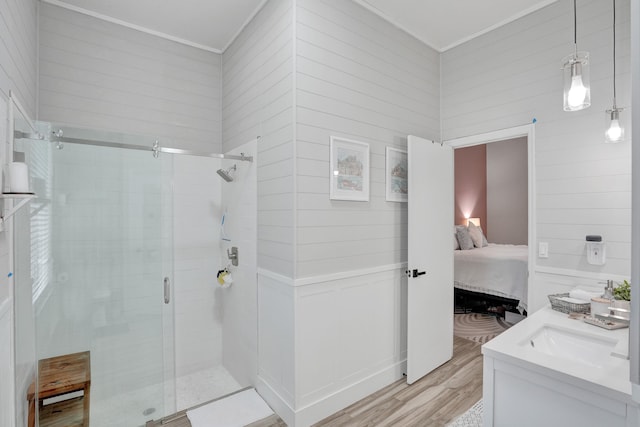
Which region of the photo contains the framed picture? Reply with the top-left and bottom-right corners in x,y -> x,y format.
385,146 -> 408,202
330,136 -> 370,201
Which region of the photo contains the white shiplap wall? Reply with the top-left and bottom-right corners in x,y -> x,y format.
294,0 -> 440,278
223,0 -> 295,278
0,1 -> 38,426
0,0 -> 38,117
442,0 -> 632,276
38,2 -> 223,153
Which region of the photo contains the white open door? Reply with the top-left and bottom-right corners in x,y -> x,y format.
406,135 -> 454,384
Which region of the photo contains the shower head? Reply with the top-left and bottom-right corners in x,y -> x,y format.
217,164 -> 236,182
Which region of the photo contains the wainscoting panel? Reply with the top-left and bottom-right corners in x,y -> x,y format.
257,270 -> 296,409
296,268 -> 405,406
0,299 -> 15,427
258,265 -> 407,427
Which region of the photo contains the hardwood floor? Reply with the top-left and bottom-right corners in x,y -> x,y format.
149,336 -> 482,427
308,336 -> 482,427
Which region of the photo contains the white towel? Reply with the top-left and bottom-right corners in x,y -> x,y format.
186,389 -> 273,427
569,288 -> 602,302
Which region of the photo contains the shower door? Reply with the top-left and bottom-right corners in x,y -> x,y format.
29,129 -> 175,426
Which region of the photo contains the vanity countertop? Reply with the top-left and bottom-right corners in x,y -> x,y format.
482,306 -> 632,399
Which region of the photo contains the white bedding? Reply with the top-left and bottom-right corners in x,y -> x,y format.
454,243 -> 529,312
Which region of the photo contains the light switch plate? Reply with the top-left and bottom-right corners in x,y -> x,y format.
538,242 -> 549,258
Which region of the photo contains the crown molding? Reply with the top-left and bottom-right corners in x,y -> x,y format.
351,0 -> 441,52
439,0 -> 558,51
222,0 -> 270,53
41,0 -> 223,54
353,0 -> 558,53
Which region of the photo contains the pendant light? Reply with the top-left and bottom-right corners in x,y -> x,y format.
605,0 -> 624,143
562,0 -> 590,111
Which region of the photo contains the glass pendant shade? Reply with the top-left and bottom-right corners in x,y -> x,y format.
604,108 -> 624,143
604,0 -> 623,144
562,52 -> 591,111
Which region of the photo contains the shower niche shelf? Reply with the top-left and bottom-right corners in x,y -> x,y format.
0,193 -> 36,226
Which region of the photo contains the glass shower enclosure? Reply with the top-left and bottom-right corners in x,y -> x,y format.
17,125 -> 176,426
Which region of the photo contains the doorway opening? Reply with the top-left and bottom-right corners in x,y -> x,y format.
447,125 -> 536,334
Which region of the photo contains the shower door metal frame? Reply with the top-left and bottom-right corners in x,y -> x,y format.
14,130 -> 254,162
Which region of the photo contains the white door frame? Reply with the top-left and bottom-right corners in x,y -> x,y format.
444,124 -> 536,313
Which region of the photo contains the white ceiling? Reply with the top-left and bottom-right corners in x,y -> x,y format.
354,0 -> 559,51
45,0 -> 558,53
44,0 -> 267,53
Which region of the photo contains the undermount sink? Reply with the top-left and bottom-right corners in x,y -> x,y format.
521,324 -> 619,368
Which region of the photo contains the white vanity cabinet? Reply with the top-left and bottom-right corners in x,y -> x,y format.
482,307 -> 640,427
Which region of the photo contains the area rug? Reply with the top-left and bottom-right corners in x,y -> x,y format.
454,313 -> 510,344
186,388 -> 273,427
446,399 -> 483,427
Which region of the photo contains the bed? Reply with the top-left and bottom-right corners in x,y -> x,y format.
454,243 -> 529,312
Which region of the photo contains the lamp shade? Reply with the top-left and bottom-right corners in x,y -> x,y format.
604,0 -> 624,144
467,217 -> 481,228
562,52 -> 591,111
605,108 -> 625,143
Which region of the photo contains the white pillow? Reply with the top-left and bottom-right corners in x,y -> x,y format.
454,227 -> 460,250
456,225 -> 474,250
468,222 -> 488,248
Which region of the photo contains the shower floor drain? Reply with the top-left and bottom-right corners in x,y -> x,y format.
143,408 -> 156,416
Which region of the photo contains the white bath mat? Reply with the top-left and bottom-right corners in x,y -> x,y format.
446,399 -> 483,427
186,388 -> 273,427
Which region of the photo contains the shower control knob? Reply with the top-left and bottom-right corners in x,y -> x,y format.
227,247 -> 239,267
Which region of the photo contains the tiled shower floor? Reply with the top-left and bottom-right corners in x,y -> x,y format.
90,365 -> 241,427
175,365 -> 242,411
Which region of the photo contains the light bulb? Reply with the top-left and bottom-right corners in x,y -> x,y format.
604,109 -> 624,143
567,74 -> 587,108
563,56 -> 590,111
606,119 -> 622,141
605,109 -> 624,143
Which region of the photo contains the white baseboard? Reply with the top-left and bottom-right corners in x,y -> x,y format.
256,376 -> 295,427
258,360 -> 406,427
295,359 -> 406,427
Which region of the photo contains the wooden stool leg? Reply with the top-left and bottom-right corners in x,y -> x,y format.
82,385 -> 90,427
27,397 -> 35,427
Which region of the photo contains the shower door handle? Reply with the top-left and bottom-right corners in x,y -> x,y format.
164,277 -> 170,304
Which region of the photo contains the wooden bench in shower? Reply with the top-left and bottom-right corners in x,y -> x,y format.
27,351 -> 91,427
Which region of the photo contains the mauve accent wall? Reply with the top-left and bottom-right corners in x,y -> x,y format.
454,144 -> 487,232
487,137 -> 528,245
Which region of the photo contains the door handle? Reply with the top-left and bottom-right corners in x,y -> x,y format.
412,269 -> 426,278
406,269 -> 426,278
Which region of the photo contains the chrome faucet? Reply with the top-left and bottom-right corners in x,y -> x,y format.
596,305 -> 631,360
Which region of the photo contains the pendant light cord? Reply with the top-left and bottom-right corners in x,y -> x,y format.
573,0 -> 578,55
612,0 -> 617,107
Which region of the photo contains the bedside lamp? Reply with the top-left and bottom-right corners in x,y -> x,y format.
467,218 -> 481,228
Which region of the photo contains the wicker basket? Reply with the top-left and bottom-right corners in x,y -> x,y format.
548,293 -> 591,314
